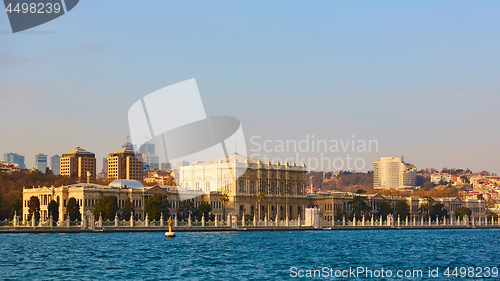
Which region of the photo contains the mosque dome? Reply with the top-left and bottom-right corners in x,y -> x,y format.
109,179 -> 144,189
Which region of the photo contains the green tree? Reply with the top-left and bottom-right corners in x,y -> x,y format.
47,200 -> 59,224
66,197 -> 81,221
144,195 -> 170,220
430,203 -> 448,220
355,189 -> 366,194
193,202 -> 212,222
94,196 -> 118,220
176,200 -> 195,221
419,197 -> 434,219
348,196 -> 370,219
487,213 -> 498,221
376,201 -> 393,218
334,208 -> 345,221
10,197 -> 22,220
422,182 -> 434,190
454,207 -> 472,219
121,199 -> 134,220
244,213 -> 253,222
394,200 -> 410,219
220,193 -> 230,218
27,196 -> 40,222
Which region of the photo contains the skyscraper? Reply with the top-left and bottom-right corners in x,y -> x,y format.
50,155 -> 61,175
374,156 -> 417,189
60,147 -> 96,181
108,147 -> 143,181
3,153 -> 26,169
35,154 -> 48,173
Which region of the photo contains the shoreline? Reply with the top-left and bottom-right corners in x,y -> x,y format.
1,225 -> 499,234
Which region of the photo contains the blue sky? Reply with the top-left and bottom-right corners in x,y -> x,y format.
1,1 -> 499,173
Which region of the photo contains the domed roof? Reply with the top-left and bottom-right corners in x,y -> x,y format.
109,179 -> 144,189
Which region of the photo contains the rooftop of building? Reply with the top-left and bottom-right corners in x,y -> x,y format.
62,147 -> 95,157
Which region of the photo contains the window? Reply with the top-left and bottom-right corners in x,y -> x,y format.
239,181 -> 245,192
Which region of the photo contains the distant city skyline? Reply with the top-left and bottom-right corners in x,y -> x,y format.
1,1 -> 499,174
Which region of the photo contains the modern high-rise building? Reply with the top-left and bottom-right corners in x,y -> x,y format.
60,147 -> 96,181
138,142 -> 155,154
98,158 -> 108,180
50,155 -> 61,175
3,153 -> 26,169
35,154 -> 48,173
108,147 -> 143,181
374,156 -> 417,189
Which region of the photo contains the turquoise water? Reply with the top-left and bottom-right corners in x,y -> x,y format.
1,229 -> 499,280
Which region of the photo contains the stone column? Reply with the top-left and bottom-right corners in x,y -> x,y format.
253,214 -> 256,227
342,215 -> 346,227
227,214 -> 231,228
174,214 -> 178,227
472,216 -> 475,227
353,215 -> 356,227
421,216 -> 424,226
13,212 -> 18,228
386,215 -> 391,227
397,215 -> 400,228
215,215 -> 218,227
130,212 -> 134,227
115,213 -> 119,227
275,215 -> 279,227
298,215 -> 301,227
380,216 -> 383,226
286,215 -> 290,227
405,216 -> 409,227
145,214 -> 149,227
49,214 -> 53,228
264,215 -> 268,227
241,215 -> 244,227
32,216 -> 36,228
428,217 -> 432,226
362,215 -> 365,226
450,215 -> 453,226
98,214 -> 103,228
371,215 -> 374,226
82,214 -> 87,229
66,215 -> 70,228
160,213 -> 164,227
188,214 -> 192,228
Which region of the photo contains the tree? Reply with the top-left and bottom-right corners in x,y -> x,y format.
66,197 -> 81,221
121,199 -> 134,220
376,201 -> 393,218
220,193 -> 229,218
176,200 -> 195,221
348,196 -> 370,219
10,197 -> 22,220
419,197 -> 434,219
244,213 -> 253,222
144,195 -> 170,220
193,202 -> 212,222
257,193 -> 265,220
27,196 -> 40,222
394,200 -> 410,219
422,182 -> 434,190
355,189 -> 366,194
94,196 -> 118,221
430,203 -> 448,220
454,207 -> 472,219
47,200 -> 59,224
487,213 -> 498,221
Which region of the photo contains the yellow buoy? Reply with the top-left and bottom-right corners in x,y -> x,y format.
165,217 -> 176,237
